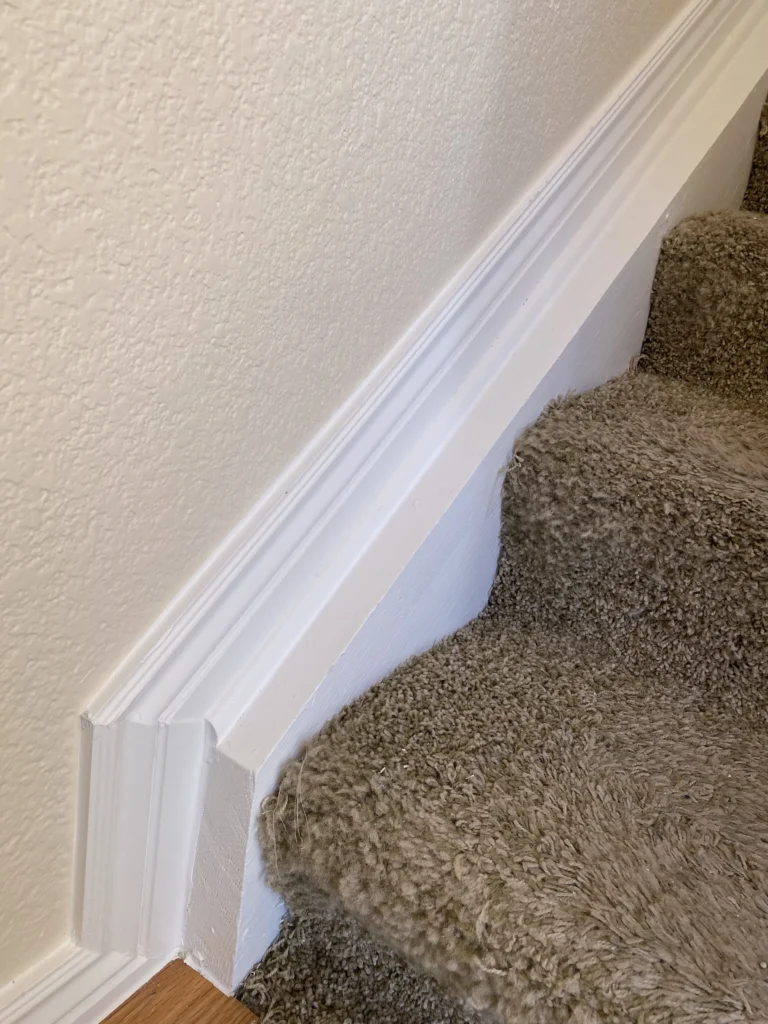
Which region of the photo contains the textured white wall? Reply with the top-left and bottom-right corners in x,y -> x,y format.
0,0 -> 689,983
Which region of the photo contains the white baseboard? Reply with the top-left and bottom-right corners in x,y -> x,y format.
0,943 -> 166,1024
70,0 -> 768,997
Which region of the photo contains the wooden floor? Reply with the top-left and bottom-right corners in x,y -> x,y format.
103,960 -> 257,1023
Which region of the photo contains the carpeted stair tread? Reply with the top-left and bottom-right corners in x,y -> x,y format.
262,618 -> 768,1022
641,210 -> 768,415
493,371 -> 768,695
239,909 -> 482,1024
743,95 -> 768,214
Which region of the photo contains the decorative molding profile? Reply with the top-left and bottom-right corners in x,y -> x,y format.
64,0 -> 768,1004
0,943 -> 165,1024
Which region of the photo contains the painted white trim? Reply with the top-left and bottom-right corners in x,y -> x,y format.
0,942 -> 166,1024
86,0 -> 761,728
74,0 -> 768,986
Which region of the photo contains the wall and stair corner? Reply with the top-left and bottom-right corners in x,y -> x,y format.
0,0 -> 698,987
185,16 -> 768,995
1,0 -> 768,1020
238,105 -> 768,1021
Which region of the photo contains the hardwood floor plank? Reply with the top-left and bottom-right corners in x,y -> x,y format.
103,960 -> 257,1023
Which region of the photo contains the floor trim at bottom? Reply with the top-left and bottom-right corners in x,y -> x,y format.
0,943 -> 168,1024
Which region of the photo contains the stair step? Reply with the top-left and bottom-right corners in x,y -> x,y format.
262,616 -> 768,1021
743,95 -> 768,214
642,210 -> 768,415
496,371 -> 768,695
240,907 -> 481,1024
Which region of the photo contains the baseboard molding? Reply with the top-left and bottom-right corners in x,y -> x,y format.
0,943 -> 165,1024
73,0 -> 768,990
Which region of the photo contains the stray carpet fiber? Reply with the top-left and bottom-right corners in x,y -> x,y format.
240,96 -> 768,1023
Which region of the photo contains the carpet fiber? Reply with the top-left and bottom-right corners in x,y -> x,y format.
240,96 -> 768,1024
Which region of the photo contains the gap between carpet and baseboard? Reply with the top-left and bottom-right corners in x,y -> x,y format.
33,0 -> 767,1012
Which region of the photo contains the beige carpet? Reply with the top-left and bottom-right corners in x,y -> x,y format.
240,96 -> 768,1024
